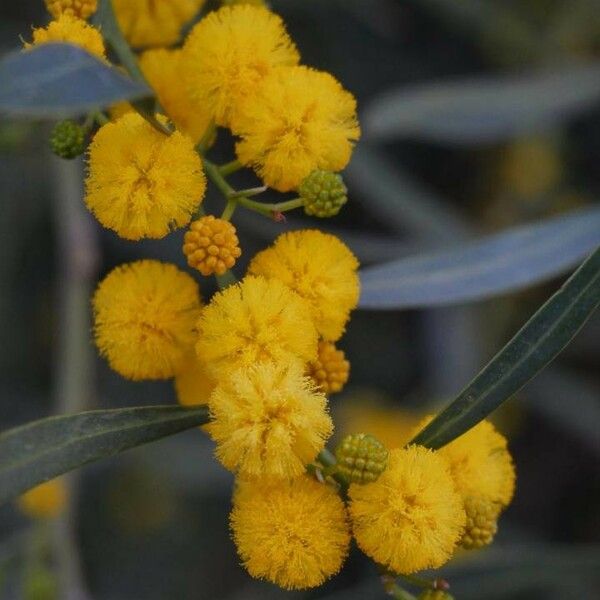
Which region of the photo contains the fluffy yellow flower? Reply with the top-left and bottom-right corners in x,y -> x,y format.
113,0 -> 205,48
414,417 -> 516,507
174,352 -> 216,407
248,230 -> 360,341
195,275 -> 318,377
183,5 -> 299,128
139,49 -> 212,143
231,476 -> 350,589
45,0 -> 97,19
18,479 -> 67,520
206,361 -> 332,479
25,15 -> 105,60
93,260 -> 202,380
349,446 -> 466,574
234,66 -> 360,191
85,113 -> 206,240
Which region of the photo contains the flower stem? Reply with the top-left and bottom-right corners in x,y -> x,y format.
219,159 -> 243,177
235,196 -> 304,215
221,199 -> 237,221
397,573 -> 435,590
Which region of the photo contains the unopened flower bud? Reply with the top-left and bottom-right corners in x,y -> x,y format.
335,433 -> 388,484
299,170 -> 347,218
50,120 -> 86,159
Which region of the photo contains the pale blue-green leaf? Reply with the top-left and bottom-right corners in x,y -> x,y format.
359,207 -> 600,309
364,64 -> 600,144
0,43 -> 151,117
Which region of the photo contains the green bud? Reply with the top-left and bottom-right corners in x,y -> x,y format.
334,433 -> 388,484
299,170 -> 347,218
50,120 -> 86,160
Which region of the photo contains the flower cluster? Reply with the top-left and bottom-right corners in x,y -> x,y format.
31,0 -> 519,595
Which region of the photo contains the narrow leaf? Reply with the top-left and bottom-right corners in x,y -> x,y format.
0,44 -> 151,117
411,246 -> 600,449
359,207 -> 600,309
364,64 -> 600,144
0,405 -> 209,504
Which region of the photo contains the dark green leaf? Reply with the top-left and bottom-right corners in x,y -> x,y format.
364,64 -> 600,144
0,405 -> 209,504
0,44 -> 151,118
359,207 -> 600,309
411,246 -> 600,449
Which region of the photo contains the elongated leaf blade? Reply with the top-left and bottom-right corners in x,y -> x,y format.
364,64 -> 600,144
0,405 -> 209,504
411,246 -> 600,449
0,44 -> 151,117
359,207 -> 600,309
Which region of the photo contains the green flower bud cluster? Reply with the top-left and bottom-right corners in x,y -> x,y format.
299,170 -> 347,218
335,433 -> 388,484
50,120 -> 86,159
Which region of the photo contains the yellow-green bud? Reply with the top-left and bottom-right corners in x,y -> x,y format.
460,496 -> 500,550
335,433 -> 388,484
418,591 -> 454,600
50,120 -> 86,159
299,170 -> 347,218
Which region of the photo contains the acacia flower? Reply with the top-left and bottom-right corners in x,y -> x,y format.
45,0 -> 97,19
25,14 -> 105,60
139,49 -> 213,144
248,230 -> 360,341
93,260 -> 202,380
113,0 -> 205,48
207,361 -> 332,479
183,5 -> 299,128
349,446 -> 466,574
414,417 -> 516,507
306,340 -> 350,394
18,479 -> 67,520
231,476 -> 350,589
234,66 -> 360,191
85,113 -> 206,240
195,275 -> 318,378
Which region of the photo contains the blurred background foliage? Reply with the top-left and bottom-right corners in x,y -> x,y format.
0,0 -> 599,598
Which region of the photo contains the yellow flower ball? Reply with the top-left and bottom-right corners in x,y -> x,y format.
206,361 -> 332,479
114,0 -> 205,48
174,352 -> 216,407
231,476 -> 350,589
25,14 -> 105,60
414,417 -> 516,508
139,49 -> 213,144
45,0 -> 97,19
248,230 -> 360,341
234,66 -> 360,191
306,340 -> 350,394
349,446 -> 466,574
85,113 -> 206,240
18,479 -> 67,520
183,5 -> 299,128
93,260 -> 202,380
195,275 -> 318,378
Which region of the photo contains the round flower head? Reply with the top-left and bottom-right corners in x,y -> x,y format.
195,275 -> 318,377
174,352 -> 216,407
231,476 -> 350,589
45,0 -> 97,19
113,0 -> 205,48
25,15 -> 105,60
307,340 -> 350,394
234,66 -> 360,192
414,417 -> 516,507
86,113 -> 206,240
206,361 -> 332,479
183,5 -> 299,128
18,479 -> 67,520
248,230 -> 360,341
93,261 -> 202,380
349,446 -> 466,574
139,49 -> 213,144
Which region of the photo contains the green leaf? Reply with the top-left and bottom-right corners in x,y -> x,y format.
364,63 -> 600,144
0,44 -> 151,118
359,207 -> 600,309
0,405 -> 209,505
411,246 -> 600,449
